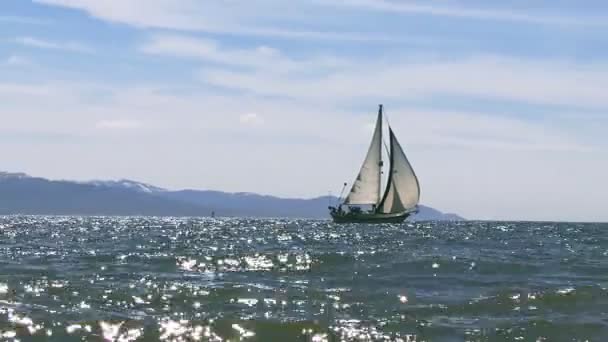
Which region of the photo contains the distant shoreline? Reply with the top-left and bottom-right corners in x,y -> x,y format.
0,171 -> 463,221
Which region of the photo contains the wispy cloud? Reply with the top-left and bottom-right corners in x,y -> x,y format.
34,0 -> 394,41
388,108 -> 591,153
329,0 -> 608,27
140,34 -> 608,109
14,37 -> 94,53
141,34 -> 348,72
0,15 -> 50,25
141,35 -> 272,67
0,82 -> 54,96
1,80 -> 593,153
3,55 -> 33,67
95,119 -> 141,130
34,0 -> 605,42
162,36 -> 607,109
239,113 -> 264,126
0,130 -> 81,144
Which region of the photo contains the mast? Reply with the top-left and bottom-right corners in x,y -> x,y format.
377,104 -> 384,203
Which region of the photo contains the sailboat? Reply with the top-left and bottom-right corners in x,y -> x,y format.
329,104 -> 420,224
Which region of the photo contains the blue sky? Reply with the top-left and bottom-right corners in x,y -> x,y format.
1,0 -> 607,221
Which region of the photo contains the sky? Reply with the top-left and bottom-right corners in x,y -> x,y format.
1,0 -> 608,222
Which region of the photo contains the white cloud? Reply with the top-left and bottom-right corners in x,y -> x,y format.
142,34 -> 608,110
387,108 -> 589,153
14,37 -> 94,53
329,0 -> 608,27
239,113 -> 264,126
141,34 -> 347,73
3,55 -> 32,67
141,34 -> 279,68
95,119 -> 141,130
180,39 -> 608,109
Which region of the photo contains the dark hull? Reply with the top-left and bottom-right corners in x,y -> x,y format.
330,211 -> 411,224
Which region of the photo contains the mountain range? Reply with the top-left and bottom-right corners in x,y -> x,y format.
0,172 -> 464,221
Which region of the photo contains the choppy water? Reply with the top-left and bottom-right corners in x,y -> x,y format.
1,217 -> 607,341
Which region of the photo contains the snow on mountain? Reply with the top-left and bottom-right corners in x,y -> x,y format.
85,179 -> 166,193
0,172 -> 30,179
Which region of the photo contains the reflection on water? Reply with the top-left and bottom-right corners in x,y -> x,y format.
1,216 -> 608,341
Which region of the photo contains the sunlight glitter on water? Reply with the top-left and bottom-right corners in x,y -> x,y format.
158,319 -> 221,341
1,216 -> 608,341
231,323 -> 255,338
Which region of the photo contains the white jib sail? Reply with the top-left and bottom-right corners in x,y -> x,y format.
380,129 -> 420,213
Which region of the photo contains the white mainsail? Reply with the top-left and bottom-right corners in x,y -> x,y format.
343,109 -> 383,205
378,129 -> 420,214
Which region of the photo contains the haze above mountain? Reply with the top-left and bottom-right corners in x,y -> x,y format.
0,172 -> 463,220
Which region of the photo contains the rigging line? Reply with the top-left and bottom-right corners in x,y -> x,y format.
381,105 -> 391,171
337,182 -> 348,204
383,106 -> 391,129
381,105 -> 391,155
383,140 -> 390,159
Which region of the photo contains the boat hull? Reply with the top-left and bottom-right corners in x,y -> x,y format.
330,211 -> 411,224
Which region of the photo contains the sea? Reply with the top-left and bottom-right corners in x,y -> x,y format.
0,216 -> 607,341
